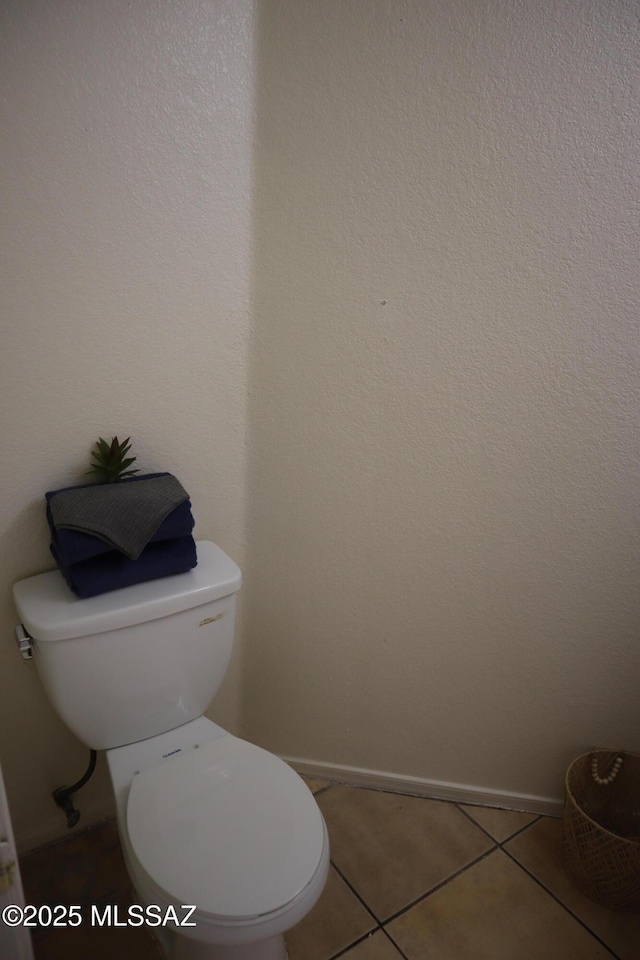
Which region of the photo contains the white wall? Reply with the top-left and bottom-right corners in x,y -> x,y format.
245,0 -> 640,803
0,0 -> 255,849
2,0 -> 639,850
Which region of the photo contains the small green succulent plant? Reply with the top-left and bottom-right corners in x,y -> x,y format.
87,436 -> 139,483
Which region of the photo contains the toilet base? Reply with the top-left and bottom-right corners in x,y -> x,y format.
169,932 -> 287,960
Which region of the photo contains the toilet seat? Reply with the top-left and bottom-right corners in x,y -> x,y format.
126,735 -> 325,922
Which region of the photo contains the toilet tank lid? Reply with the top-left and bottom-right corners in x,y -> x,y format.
13,541 -> 241,642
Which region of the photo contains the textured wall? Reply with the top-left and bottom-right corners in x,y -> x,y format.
2,0 -> 639,851
246,0 -> 640,800
0,0 -> 254,848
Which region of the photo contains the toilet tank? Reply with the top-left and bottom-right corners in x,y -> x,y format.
13,541 -> 241,750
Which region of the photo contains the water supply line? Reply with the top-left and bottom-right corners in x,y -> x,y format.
52,749 -> 97,828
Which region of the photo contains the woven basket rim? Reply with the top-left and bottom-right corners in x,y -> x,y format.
565,749 -> 640,848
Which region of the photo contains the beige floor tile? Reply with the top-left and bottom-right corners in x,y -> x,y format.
21,820 -> 129,909
286,865 -> 376,960
316,785 -> 494,921
459,804 -> 539,842
507,817 -> 640,960
303,776 -> 332,794
386,849 -> 615,960
340,930 -> 405,959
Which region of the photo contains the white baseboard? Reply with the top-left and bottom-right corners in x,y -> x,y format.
283,756 -> 564,819
16,797 -> 116,855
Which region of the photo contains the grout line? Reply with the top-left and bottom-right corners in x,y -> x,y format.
380,925 -> 412,960
312,783 -> 337,797
500,815 -> 543,844
328,930 -> 381,960
500,847 -> 623,960
330,860 -> 381,923
455,803 -> 543,847
455,802 -> 501,842
380,845 -> 498,926
337,779 -> 489,812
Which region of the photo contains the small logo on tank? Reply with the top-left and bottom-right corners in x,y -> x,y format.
162,749 -> 182,759
198,613 -> 223,626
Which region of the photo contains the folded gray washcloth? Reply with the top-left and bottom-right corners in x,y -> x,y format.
49,474 -> 190,560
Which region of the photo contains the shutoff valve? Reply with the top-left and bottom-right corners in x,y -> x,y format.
14,624 -> 33,661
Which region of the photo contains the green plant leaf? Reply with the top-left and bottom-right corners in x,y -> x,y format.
87,435 -> 138,483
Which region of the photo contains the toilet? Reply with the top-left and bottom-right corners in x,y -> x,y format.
13,541 -> 329,959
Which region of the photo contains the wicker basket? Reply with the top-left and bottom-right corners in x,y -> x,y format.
561,750 -> 640,911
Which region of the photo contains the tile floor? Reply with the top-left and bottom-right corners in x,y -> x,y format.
19,778 -> 640,960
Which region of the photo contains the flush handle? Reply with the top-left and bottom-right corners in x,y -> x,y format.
14,624 -> 33,661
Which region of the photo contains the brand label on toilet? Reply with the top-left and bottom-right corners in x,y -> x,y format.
198,613 -> 223,626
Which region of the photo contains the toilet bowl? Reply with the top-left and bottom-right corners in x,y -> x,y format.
13,541 -> 329,958
107,716 -> 330,959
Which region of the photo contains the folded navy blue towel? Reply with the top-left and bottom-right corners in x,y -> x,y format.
46,473 -> 194,565
51,535 -> 198,599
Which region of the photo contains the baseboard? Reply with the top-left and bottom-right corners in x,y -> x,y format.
15,797 -> 116,855
283,757 -> 564,818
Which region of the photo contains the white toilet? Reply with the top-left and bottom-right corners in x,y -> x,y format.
13,541 -> 329,959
